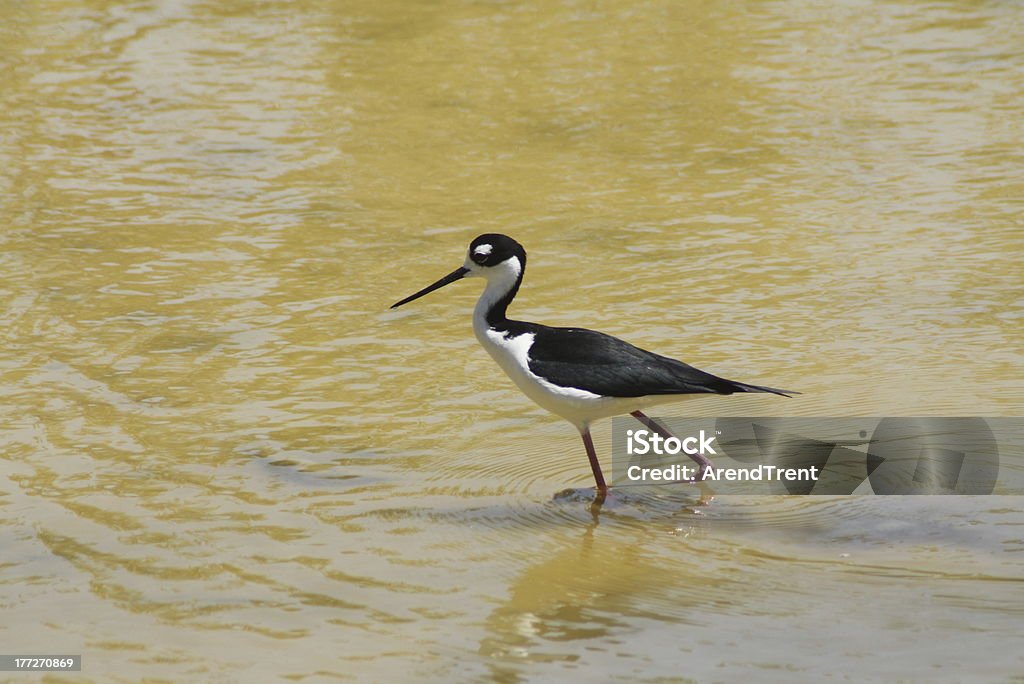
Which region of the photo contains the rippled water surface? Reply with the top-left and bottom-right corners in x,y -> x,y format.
2,0 -> 1022,681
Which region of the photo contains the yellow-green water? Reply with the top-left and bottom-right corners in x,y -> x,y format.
1,0 -> 1022,680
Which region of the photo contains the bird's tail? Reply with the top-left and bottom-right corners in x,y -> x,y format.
731,381 -> 800,398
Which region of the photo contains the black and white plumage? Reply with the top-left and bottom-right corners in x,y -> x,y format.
391,234 -> 795,495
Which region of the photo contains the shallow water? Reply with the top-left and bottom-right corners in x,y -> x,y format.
1,0 -> 1022,680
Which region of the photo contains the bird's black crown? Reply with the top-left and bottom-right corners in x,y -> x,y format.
469,234 -> 527,268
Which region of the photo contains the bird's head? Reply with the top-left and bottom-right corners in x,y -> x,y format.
391,234 -> 526,309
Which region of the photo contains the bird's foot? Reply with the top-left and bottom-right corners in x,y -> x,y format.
553,487 -> 608,503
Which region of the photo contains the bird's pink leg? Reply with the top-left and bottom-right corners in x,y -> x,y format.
579,427 -> 608,495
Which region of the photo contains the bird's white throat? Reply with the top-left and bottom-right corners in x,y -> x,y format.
471,256 -> 522,338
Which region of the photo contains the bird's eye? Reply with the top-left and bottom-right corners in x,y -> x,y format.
471,246 -> 492,264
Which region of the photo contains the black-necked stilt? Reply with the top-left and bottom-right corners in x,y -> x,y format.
391,234 -> 795,495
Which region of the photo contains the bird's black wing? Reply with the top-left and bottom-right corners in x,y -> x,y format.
518,324 -> 767,398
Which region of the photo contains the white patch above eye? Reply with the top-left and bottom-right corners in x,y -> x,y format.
473,244 -> 493,257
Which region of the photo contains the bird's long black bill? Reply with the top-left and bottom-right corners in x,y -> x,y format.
390,266 -> 469,308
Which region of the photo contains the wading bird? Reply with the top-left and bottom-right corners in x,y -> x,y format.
391,234 -> 794,495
